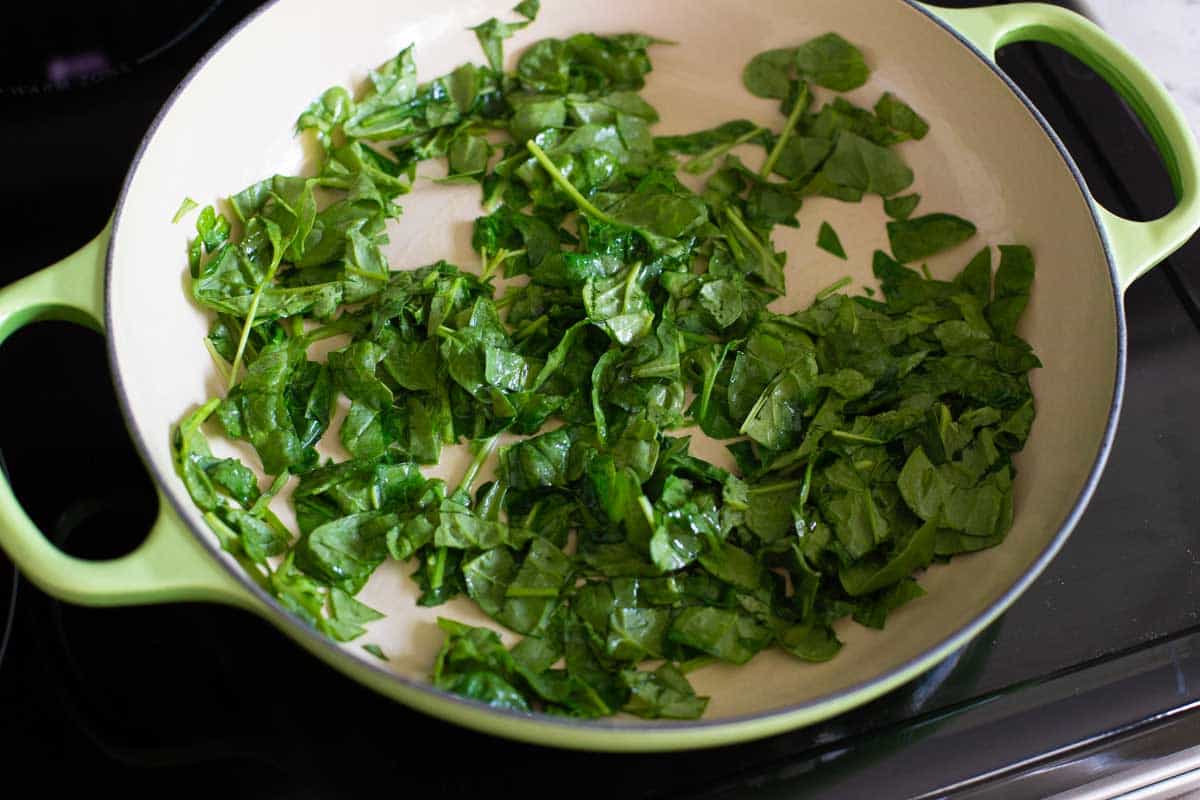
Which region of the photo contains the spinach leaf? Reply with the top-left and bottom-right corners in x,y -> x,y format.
778,623 -> 842,662
472,17 -> 530,72
668,607 -> 772,665
817,221 -> 847,259
499,426 -> 578,490
770,136 -> 832,181
820,132 -> 914,197
840,520 -> 936,596
793,33 -> 869,91
363,643 -> 389,660
327,587 -> 385,642
433,618 -> 531,712
621,664 -> 708,719
884,192 -> 920,221
853,578 -> 926,629
887,213 -> 978,263
172,399 -> 224,512
874,92 -> 929,140
987,245 -> 1034,336
742,48 -> 798,99
514,0 -> 539,20
583,262 -> 655,346
297,511 -> 392,594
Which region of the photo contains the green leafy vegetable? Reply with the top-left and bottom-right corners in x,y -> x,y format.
988,245 -> 1034,337
874,92 -> 929,140
793,33 -> 870,91
884,192 -> 921,220
887,213 -> 978,262
173,15 -> 1040,723
742,48 -> 798,99
820,131 -> 913,197
817,221 -> 846,259
172,197 -> 198,223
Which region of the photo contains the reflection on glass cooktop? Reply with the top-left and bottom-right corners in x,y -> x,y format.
1,1 -> 1199,797
0,3 -> 222,92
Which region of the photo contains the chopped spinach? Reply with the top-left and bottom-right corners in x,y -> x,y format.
363,643 -> 389,660
874,92 -> 929,140
817,221 -> 847,259
888,213 -> 978,263
172,14 -> 1040,722
172,197 -> 198,223
794,33 -> 870,91
884,192 -> 921,221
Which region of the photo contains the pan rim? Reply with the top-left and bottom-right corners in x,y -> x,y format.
103,0 -> 1127,744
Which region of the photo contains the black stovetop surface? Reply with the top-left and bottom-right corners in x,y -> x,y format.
3,2 -> 1199,797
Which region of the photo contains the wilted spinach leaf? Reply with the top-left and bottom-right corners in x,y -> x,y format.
887,213 -> 978,263
817,221 -> 846,259
793,33 -> 869,91
174,13 -> 1041,724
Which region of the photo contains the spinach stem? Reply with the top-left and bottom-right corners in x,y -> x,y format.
760,83 -> 809,178
679,656 -> 717,674
524,500 -> 543,531
439,391 -> 455,444
344,264 -> 389,282
622,262 -> 643,311
526,140 -> 618,224
696,341 -> 733,421
798,459 -> 816,508
203,339 -> 232,384
228,253 -> 285,391
637,496 -> 656,528
302,317 -> 359,345
481,247 -> 527,282
591,349 -> 620,443
429,547 -> 447,591
830,430 -> 885,445
250,471 -> 290,517
683,126 -> 766,175
816,276 -> 852,301
513,314 -> 549,342
747,479 -> 803,496
493,290 -> 519,310
738,371 -> 784,436
178,398 -> 221,452
505,586 -> 560,598
458,434 -> 500,494
724,207 -> 781,276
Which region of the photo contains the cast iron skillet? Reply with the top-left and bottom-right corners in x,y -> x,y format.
1,0 -> 1198,751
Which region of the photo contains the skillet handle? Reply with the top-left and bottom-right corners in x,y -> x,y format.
0,226 -> 251,608
924,2 -> 1200,292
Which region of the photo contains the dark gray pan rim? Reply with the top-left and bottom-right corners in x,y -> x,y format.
103,0 -> 1128,739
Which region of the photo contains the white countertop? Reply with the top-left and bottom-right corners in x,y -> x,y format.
1081,0 -> 1200,134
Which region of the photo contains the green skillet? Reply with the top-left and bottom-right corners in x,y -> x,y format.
1,0 -> 1198,751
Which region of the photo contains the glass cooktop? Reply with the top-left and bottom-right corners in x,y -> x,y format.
2,2 -> 1198,796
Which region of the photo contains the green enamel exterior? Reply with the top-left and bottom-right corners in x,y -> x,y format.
1,1 -> 1198,752
927,2 -> 1200,292
0,223 -> 251,608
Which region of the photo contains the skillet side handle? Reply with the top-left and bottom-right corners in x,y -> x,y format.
0,226 -> 252,608
924,2 -> 1200,292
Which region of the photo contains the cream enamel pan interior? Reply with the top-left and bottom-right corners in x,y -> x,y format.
2,0 -> 1198,751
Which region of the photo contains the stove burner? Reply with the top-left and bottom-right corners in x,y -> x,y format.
0,2 -> 223,93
